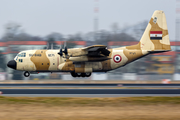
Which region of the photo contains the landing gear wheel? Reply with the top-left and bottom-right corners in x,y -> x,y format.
81,73 -> 86,77
76,73 -> 81,77
71,72 -> 77,77
85,73 -> 91,77
24,71 -> 30,77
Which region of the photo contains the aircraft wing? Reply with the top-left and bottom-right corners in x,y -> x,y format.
69,45 -> 111,62
82,45 -> 111,57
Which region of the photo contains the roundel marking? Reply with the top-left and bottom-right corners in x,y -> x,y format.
113,54 -> 122,63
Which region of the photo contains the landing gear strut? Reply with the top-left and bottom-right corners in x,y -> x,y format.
24,71 -> 30,77
70,72 -> 92,77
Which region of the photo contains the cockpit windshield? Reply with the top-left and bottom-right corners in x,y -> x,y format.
17,52 -> 26,57
14,52 -> 26,61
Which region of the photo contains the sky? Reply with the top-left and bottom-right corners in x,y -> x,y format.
0,0 -> 177,40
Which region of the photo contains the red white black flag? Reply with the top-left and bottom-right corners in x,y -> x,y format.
150,31 -> 162,40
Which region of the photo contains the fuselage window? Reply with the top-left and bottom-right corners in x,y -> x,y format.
18,59 -> 23,62
42,63 -> 43,65
53,63 -> 55,65
47,63 -> 49,65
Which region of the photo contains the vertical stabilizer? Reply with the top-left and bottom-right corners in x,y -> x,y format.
126,10 -> 171,51
140,10 -> 171,51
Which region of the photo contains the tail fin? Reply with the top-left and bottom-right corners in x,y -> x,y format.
127,10 -> 171,51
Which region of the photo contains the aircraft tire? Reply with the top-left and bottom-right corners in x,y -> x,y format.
85,73 -> 91,77
24,71 -> 30,77
76,73 -> 81,77
81,73 -> 86,77
71,72 -> 77,77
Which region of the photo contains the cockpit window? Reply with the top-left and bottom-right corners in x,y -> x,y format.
22,53 -> 26,57
17,52 -> 26,57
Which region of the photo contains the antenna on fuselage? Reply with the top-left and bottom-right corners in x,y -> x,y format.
51,43 -> 53,49
46,42 -> 49,49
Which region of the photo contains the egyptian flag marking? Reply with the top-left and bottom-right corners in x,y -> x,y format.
150,31 -> 162,40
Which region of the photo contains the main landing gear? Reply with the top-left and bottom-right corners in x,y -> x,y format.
24,71 -> 30,77
71,72 -> 91,77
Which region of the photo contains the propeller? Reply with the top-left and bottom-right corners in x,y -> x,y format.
63,41 -> 68,55
58,41 -> 68,57
58,42 -> 63,56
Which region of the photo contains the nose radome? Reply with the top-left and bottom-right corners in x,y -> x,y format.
7,60 -> 17,70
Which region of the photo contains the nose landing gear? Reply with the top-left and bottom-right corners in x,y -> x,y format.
24,71 -> 30,77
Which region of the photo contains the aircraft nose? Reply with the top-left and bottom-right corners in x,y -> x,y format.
7,60 -> 17,70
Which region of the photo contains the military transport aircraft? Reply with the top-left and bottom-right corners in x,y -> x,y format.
7,10 -> 171,78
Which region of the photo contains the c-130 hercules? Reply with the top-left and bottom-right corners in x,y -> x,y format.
7,10 -> 171,77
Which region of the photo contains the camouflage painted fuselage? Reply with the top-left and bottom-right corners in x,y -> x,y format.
15,47 -> 149,73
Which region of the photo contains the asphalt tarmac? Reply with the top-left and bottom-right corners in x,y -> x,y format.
1,88 -> 180,94
1,84 -> 180,97
0,83 -> 180,87
0,88 -> 180,97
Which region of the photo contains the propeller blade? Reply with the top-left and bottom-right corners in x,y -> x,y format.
63,41 -> 68,55
58,42 -> 63,56
64,46 -> 68,55
58,49 -> 63,56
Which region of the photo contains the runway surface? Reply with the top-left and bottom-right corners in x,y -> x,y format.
1,89 -> 180,94
1,88 -> 180,97
0,83 -> 180,87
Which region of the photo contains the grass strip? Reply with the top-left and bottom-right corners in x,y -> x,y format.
0,96 -> 180,106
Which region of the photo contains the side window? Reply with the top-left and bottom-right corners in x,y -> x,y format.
18,59 -> 23,62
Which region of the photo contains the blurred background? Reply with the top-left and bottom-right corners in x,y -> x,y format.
0,0 -> 179,81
